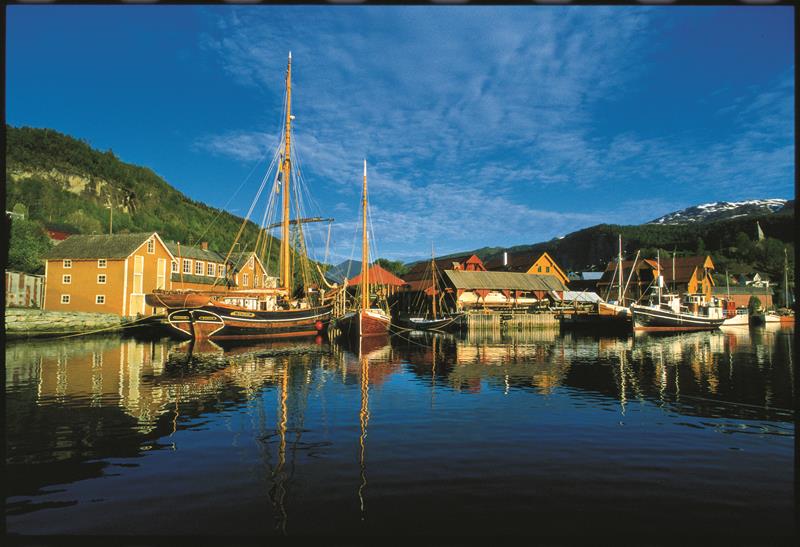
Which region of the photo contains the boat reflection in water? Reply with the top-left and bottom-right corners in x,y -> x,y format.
5,323 -> 794,536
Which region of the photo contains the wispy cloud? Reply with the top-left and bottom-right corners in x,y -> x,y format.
196,6 -> 793,262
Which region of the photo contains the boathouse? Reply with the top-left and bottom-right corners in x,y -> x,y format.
441,270 -> 568,311
398,254 -> 486,315
346,263 -> 406,298
42,232 -> 175,317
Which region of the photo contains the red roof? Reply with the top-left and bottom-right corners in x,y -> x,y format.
347,264 -> 406,286
46,229 -> 72,241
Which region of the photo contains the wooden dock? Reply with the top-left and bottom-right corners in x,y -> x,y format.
465,310 -> 558,330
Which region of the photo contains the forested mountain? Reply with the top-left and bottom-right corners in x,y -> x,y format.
5,125 -> 283,275
427,201 -> 794,286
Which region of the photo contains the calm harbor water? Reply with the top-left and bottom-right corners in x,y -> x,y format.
5,325 -> 796,537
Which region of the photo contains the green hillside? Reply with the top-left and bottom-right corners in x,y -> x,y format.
421,204 -> 794,304
5,125 -> 287,276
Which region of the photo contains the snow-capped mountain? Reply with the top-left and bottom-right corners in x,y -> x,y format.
648,199 -> 790,225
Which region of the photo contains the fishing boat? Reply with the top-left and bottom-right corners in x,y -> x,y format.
630,252 -> 725,332
597,235 -> 634,323
145,52 -> 335,340
396,246 -> 463,331
337,161 -> 392,338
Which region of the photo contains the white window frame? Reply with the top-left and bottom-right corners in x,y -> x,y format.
172,260 -> 178,273
63,259 -> 72,269
218,265 -> 225,278
183,259 -> 192,274
195,261 -> 204,276
147,239 -> 155,254
96,295 -> 105,304
97,274 -> 107,284
207,262 -> 215,276
61,294 -> 70,304
62,274 -> 72,284
98,259 -> 107,268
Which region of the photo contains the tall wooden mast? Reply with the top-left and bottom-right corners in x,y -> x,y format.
617,234 -> 623,304
280,52 -> 293,294
431,243 -> 437,319
361,160 -> 369,311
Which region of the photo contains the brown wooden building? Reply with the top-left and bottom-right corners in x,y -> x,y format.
42,232 -> 175,317
485,251 -> 570,286
399,254 -> 486,315
167,241 -> 230,292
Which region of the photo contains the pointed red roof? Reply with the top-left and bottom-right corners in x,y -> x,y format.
346,264 -> 406,286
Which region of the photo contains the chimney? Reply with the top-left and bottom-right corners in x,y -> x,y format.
200,241 -> 208,251
503,251 -> 508,267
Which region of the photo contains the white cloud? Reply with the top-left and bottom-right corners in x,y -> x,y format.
196,6 -> 792,261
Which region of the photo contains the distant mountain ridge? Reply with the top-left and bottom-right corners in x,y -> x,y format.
414,198 -> 794,282
648,199 -> 791,225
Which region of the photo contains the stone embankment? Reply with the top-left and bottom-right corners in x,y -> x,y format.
5,308 -> 128,338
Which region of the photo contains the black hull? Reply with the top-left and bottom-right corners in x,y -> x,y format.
559,313 -> 631,332
631,305 -> 724,332
165,304 -> 333,340
395,315 -> 464,331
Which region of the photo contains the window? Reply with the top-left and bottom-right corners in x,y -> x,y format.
96,295 -> 105,304
61,294 -> 70,304
147,238 -> 155,254
546,266 -> 551,273
537,266 -> 542,273
243,273 -> 249,286
97,274 -> 107,284
183,259 -> 192,274
207,262 -> 215,276
248,257 -> 254,268
254,275 -> 259,288
195,261 -> 204,275
98,259 -> 107,268
63,259 -> 72,269
218,265 -> 225,278
171,261 -> 178,273
62,274 -> 72,284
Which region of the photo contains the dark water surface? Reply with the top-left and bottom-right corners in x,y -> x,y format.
5,325 -> 795,536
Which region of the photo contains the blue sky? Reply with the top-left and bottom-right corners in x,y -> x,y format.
6,5 -> 794,264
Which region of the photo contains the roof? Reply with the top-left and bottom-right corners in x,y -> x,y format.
165,242 -> 226,263
347,264 -> 406,286
484,251 -> 539,272
443,270 -> 568,292
406,254 -> 484,277
43,232 -> 160,260
580,272 -> 603,280
559,291 -> 603,303
46,229 -> 71,241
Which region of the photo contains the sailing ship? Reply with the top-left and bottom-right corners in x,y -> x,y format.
336,161 -> 392,338
145,52 -> 335,340
396,246 -> 464,331
631,251 -> 725,332
597,234 -> 632,323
